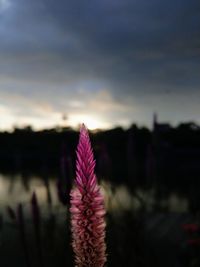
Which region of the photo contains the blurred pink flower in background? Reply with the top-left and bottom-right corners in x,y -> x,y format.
70,124 -> 106,267
182,223 -> 200,233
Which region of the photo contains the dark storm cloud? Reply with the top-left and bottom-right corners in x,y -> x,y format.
41,0 -> 200,93
0,0 -> 200,128
1,0 -> 200,90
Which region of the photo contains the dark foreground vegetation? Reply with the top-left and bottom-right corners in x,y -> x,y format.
1,204 -> 200,267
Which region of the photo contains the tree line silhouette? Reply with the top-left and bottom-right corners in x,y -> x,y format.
0,120 -> 200,196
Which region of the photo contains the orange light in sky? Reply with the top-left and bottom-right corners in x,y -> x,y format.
68,114 -> 110,130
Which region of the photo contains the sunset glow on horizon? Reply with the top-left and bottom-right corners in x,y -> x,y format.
67,114 -> 111,130
0,102 -> 113,131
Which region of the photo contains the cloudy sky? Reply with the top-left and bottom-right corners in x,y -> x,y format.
0,0 -> 200,130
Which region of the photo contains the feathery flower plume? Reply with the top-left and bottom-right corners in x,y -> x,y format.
70,124 -> 106,267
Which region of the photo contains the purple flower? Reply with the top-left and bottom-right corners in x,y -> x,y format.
70,124 -> 107,267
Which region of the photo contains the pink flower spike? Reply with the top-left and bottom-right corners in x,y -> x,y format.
70,124 -> 107,267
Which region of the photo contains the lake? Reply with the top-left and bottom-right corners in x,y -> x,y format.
0,173 -> 189,220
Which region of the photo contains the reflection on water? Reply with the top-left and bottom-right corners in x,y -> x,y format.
0,174 -> 56,208
0,173 -> 189,218
0,173 -> 135,216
